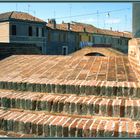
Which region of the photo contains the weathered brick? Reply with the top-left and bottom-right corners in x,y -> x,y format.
96,120 -> 107,137
77,119 -> 87,137
62,118 -> 73,137
83,120 -> 93,137
104,121 -> 114,137
90,119 -> 100,137
43,116 -> 55,137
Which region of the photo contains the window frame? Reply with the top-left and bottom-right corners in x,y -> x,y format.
36,27 -> 39,37
11,25 -> 17,36
28,26 -> 33,36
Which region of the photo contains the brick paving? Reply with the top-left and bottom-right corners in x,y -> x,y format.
0,55 -> 138,82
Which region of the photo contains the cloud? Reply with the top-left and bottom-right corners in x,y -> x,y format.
105,18 -> 121,24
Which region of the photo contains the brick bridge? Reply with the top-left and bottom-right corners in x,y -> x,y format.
0,45 -> 140,137
0,3 -> 140,137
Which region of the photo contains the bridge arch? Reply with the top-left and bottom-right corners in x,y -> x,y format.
85,52 -> 105,56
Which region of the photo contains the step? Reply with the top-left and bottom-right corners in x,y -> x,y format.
0,89 -> 140,120
0,80 -> 140,98
0,130 -> 34,138
0,108 -> 139,137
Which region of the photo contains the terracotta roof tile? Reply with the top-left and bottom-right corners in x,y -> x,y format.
0,11 -> 46,23
47,21 -> 132,38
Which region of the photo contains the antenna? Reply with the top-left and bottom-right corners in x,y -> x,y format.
103,20 -> 106,29
69,4 -> 72,22
107,12 -> 110,30
16,3 -> 18,11
53,9 -> 56,18
97,10 -> 99,27
34,10 -> 36,16
125,15 -> 127,31
34,10 -> 36,21
28,4 -> 30,13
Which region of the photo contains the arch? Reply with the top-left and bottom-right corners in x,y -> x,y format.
85,52 -> 105,56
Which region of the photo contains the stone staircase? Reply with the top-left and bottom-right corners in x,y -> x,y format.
0,55 -> 140,137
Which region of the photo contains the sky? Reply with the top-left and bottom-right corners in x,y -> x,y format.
0,2 -> 132,32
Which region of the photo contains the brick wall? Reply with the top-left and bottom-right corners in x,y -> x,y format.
128,38 -> 140,81
0,43 -> 41,60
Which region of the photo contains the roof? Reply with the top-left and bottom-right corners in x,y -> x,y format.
0,11 -> 46,23
70,21 -> 132,38
47,21 -> 132,38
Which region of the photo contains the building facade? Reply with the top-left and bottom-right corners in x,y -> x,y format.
61,22 -> 93,48
46,20 -> 79,55
0,11 -> 132,55
93,33 -> 130,53
0,11 -> 47,54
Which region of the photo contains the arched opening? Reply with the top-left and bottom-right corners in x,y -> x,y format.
85,52 -> 105,56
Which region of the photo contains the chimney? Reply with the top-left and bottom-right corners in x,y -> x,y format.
67,23 -> 70,30
110,27 -> 112,31
48,19 -> 56,29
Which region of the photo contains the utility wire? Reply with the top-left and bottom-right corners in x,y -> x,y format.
52,8 -> 130,20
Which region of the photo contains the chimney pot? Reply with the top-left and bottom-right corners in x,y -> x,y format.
67,23 -> 70,30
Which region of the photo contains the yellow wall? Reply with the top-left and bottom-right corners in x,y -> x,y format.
0,22 -> 10,42
79,32 -> 92,42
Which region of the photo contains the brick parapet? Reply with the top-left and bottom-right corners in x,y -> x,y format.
129,38 -> 140,82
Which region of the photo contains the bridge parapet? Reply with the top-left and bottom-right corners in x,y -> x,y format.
128,3 -> 140,81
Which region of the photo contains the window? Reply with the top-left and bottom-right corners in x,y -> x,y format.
104,38 -> 106,43
42,28 -> 44,37
92,37 -> 95,43
28,26 -> 32,36
79,35 -> 82,41
118,39 -> 120,44
58,33 -> 61,42
11,25 -> 16,35
75,35 -> 77,42
63,33 -> 66,42
48,32 -> 51,42
125,40 -> 128,45
36,27 -> 39,36
120,39 -> 122,45
89,36 -> 91,42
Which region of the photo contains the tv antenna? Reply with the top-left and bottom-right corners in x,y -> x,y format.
16,3 -> 18,11
54,9 -> 56,18
97,10 -> 99,27
69,4 -> 72,22
28,4 -> 30,13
